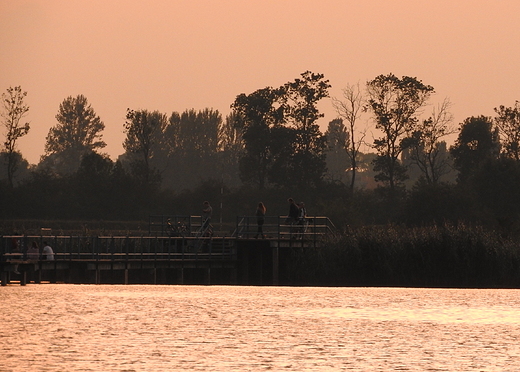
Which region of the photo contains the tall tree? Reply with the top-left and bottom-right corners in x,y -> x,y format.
450,116 -> 500,183
494,101 -> 520,160
281,71 -> 330,188
366,74 -> 434,190
163,108 -> 222,190
43,95 -> 105,175
123,109 -> 167,188
218,112 -> 245,187
1,86 -> 30,187
402,98 -> 455,184
231,86 -> 285,189
331,82 -> 367,190
324,118 -> 349,184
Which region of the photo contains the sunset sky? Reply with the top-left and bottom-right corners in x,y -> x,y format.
1,0 -> 520,164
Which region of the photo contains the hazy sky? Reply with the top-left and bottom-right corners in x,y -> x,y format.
2,0 -> 520,164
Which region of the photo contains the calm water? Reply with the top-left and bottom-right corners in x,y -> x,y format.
1,285 -> 519,371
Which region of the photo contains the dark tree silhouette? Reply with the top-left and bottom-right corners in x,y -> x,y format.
366,74 -> 434,190
494,101 -> 520,160
43,95 -> 105,175
450,116 -> 500,183
1,86 -> 30,187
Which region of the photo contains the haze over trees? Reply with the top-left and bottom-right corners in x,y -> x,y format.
3,73 -> 520,235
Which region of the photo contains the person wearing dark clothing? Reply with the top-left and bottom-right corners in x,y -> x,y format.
287,198 -> 299,223
287,198 -> 300,239
255,202 -> 266,239
202,201 -> 213,235
297,201 -> 308,239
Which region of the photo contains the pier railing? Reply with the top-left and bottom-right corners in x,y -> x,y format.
1,235 -> 236,262
232,215 -> 336,240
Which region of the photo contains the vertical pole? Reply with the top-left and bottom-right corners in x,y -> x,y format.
272,245 -> 279,285
1,271 -> 7,286
36,262 -> 42,284
20,271 -> 27,286
51,260 -> 57,284
95,264 -> 100,285
124,268 -> 129,285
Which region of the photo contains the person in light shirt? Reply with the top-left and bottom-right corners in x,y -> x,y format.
42,241 -> 55,261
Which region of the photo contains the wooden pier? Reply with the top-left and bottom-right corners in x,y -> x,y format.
1,216 -> 335,286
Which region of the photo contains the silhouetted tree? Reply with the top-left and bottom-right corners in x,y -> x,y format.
450,116 -> 500,183
164,108 -> 222,190
324,118 -> 349,184
217,112 -> 245,187
1,86 -> 30,187
472,157 -> 520,228
402,98 -> 455,184
123,109 -> 167,189
42,95 -> 105,175
494,101 -> 520,160
281,71 -> 330,188
366,74 -> 434,190
73,152 -> 115,218
331,82 -> 367,190
231,86 -> 285,189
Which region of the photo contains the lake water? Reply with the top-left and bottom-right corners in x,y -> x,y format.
1,285 -> 519,371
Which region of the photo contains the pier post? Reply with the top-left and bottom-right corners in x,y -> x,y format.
272,246 -> 279,285
35,262 -> 41,284
20,271 -> 27,286
177,268 -> 184,284
1,271 -> 7,286
124,269 -> 129,285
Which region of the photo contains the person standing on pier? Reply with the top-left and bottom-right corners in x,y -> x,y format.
287,198 -> 299,223
287,198 -> 299,239
297,202 -> 308,239
202,201 -> 213,236
255,202 -> 266,239
42,242 -> 55,261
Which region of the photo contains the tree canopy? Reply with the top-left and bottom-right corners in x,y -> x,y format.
367,74 -> 434,190
43,95 -> 105,175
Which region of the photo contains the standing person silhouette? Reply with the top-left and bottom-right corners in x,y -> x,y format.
255,202 -> 266,239
297,202 -> 308,239
287,198 -> 299,239
202,201 -> 213,236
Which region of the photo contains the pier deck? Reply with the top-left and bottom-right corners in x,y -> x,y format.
1,216 -> 335,286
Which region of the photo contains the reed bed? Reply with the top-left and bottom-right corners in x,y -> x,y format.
288,224 -> 520,288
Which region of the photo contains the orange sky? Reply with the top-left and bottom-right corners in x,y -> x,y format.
1,0 -> 520,164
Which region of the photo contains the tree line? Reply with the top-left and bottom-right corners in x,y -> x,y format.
2,72 -> 520,234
